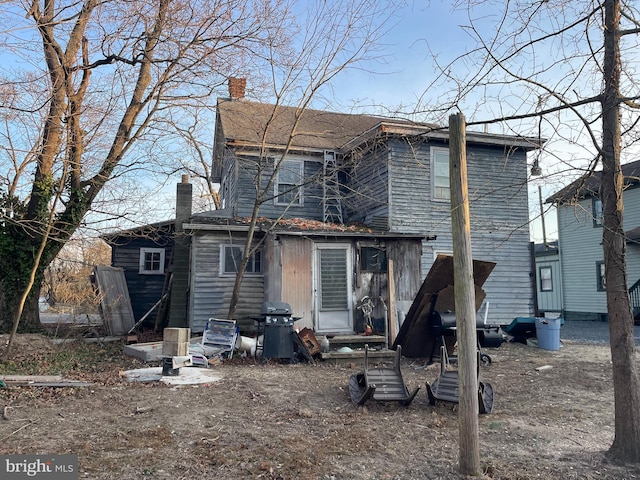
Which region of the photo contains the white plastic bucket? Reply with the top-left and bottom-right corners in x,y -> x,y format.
237,336 -> 258,357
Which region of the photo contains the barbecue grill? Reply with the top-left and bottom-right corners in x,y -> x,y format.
258,302 -> 300,361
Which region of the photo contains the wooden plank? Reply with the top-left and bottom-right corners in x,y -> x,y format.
94,266 -> 135,336
0,375 -> 91,387
388,259 -> 398,344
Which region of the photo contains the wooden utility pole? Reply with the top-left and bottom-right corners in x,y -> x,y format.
449,112 -> 480,475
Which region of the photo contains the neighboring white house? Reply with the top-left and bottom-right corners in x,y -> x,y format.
547,159 -> 640,322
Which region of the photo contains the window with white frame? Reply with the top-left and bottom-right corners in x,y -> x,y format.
539,266 -> 553,292
596,261 -> 606,291
592,197 -> 603,226
431,147 -> 450,200
221,245 -> 262,275
275,159 -> 303,205
139,248 -> 165,275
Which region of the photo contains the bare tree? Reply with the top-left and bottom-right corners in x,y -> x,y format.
423,0 -> 640,463
224,0 -> 400,319
0,0 -> 294,336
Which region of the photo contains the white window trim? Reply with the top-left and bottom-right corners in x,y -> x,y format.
220,244 -> 263,277
539,266 -> 553,292
431,146 -> 450,201
274,158 -> 304,206
139,247 -> 165,275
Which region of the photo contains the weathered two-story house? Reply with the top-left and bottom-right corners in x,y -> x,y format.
180,79 -> 544,333
547,159 -> 640,321
106,79 -> 544,335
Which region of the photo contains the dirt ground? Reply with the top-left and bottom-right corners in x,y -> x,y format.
1,334 -> 640,480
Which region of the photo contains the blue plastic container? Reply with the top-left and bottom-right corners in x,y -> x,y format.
535,317 -> 562,351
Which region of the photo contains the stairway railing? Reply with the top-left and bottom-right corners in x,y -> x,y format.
629,277 -> 640,319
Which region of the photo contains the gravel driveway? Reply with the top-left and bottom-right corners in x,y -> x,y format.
560,319 -> 640,345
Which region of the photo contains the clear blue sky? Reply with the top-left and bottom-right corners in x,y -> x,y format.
318,0 -> 560,242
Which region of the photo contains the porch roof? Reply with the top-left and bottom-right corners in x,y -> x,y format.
184,214 -> 435,241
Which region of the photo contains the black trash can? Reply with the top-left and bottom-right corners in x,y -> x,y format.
260,302 -> 299,360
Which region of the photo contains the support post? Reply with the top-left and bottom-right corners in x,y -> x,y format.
449,112 -> 480,475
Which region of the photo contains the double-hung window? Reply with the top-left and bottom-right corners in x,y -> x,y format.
275,159 -> 303,205
221,245 -> 262,275
539,266 -> 553,292
431,147 -> 450,201
139,248 -> 165,275
592,198 -> 603,226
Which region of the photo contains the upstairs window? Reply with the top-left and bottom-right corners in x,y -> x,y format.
221,245 -> 262,275
431,147 -> 450,200
592,198 -> 603,226
539,266 -> 553,292
139,248 -> 165,275
275,159 -> 303,205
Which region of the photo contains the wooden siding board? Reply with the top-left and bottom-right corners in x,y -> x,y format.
234,155 -> 325,220
388,139 -> 534,325
189,233 -> 264,333
344,146 -> 390,225
109,238 -> 172,323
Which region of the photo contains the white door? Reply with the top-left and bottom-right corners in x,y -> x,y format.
315,244 -> 353,334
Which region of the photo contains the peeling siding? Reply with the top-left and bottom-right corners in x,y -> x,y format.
233,154 -> 325,220
388,138 -> 534,325
189,233 -> 264,333
343,145 -> 390,227
109,237 -> 172,325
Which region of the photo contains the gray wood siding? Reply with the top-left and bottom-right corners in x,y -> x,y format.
343,146 -> 390,228
234,154 -> 325,220
388,138 -> 534,325
189,233 -> 264,332
557,198 -> 607,318
110,238 -> 171,324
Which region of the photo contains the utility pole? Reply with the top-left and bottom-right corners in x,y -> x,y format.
449,112 -> 480,475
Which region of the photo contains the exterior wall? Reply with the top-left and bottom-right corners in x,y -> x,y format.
558,186 -> 640,321
188,232 -> 264,332
557,198 -> 607,321
232,153 -> 325,220
109,236 -> 172,325
535,250 -> 563,315
387,138 -> 535,326
267,235 -> 423,333
343,145 -> 390,229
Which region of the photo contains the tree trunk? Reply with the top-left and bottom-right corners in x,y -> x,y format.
0,274 -> 43,333
602,0 -> 640,463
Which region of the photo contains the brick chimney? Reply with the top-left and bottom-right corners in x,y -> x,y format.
228,77 -> 246,100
